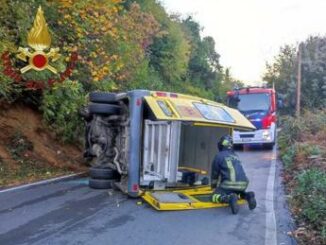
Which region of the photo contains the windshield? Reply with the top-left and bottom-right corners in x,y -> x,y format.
237,93 -> 271,112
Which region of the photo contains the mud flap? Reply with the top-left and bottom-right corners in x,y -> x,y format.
141,187 -> 246,211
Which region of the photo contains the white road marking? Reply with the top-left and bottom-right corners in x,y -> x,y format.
0,172 -> 86,194
265,146 -> 277,245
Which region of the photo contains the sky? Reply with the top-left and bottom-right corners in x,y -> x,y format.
161,0 -> 326,85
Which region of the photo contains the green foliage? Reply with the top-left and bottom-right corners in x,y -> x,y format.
182,17 -> 222,90
41,80 -> 86,142
278,116 -> 305,150
322,226 -> 326,241
0,38 -> 22,101
294,169 -> 326,229
0,0 -> 231,142
279,110 -> 326,243
0,79 -> 21,102
301,110 -> 326,135
299,144 -> 321,157
264,36 -> 326,115
281,145 -> 297,169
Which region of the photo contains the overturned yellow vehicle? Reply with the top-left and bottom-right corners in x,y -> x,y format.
83,90 -> 255,210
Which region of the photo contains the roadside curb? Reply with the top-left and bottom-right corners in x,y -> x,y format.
0,172 -> 87,194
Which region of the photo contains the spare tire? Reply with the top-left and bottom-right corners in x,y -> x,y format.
88,103 -> 121,115
89,167 -> 120,180
89,92 -> 117,103
89,178 -> 115,189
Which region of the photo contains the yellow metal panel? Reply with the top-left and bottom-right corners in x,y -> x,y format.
227,108 -> 255,130
144,95 -> 255,131
178,166 -> 207,175
141,187 -> 246,211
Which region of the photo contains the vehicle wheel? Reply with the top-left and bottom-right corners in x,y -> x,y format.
234,144 -> 243,151
263,143 -> 274,150
88,103 -> 121,115
89,178 -> 115,189
89,167 -> 120,180
89,92 -> 117,103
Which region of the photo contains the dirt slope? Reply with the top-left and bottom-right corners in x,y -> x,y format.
0,102 -> 86,187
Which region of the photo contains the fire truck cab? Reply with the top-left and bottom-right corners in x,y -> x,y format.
227,87 -> 277,149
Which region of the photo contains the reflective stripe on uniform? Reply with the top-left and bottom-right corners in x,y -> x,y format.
225,157 -> 236,182
220,181 -> 248,191
212,194 -> 221,203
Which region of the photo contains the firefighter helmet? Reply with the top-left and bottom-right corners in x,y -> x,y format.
218,135 -> 233,151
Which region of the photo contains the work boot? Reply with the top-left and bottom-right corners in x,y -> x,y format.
228,194 -> 239,215
245,191 -> 257,210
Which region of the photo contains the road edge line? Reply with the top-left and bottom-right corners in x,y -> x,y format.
0,172 -> 87,194
265,146 -> 277,245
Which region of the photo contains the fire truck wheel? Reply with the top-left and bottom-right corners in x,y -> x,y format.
88,103 -> 121,115
89,167 -> 120,180
89,92 -> 117,103
233,144 -> 243,151
89,178 -> 115,189
263,143 -> 274,150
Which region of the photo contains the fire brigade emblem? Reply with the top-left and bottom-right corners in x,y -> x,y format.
1,5 -> 77,89
16,6 -> 60,74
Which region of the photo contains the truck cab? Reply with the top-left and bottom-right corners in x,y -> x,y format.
227,87 -> 277,149
82,90 -> 255,203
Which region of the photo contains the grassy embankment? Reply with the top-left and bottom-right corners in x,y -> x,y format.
278,110 -> 326,244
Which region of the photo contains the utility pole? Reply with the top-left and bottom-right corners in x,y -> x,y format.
296,43 -> 302,118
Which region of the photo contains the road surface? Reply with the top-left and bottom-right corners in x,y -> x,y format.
0,147 -> 296,245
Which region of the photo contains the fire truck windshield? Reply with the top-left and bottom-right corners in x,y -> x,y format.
237,93 -> 270,112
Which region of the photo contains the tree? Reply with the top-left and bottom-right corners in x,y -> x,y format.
263,36 -> 326,114
263,45 -> 297,114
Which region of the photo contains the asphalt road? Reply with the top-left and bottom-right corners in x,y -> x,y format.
0,147 -> 297,245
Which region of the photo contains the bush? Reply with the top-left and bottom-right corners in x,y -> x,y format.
41,80 -> 86,143
301,110 -> 326,134
294,169 -> 326,230
278,116 -> 306,150
281,144 -> 297,169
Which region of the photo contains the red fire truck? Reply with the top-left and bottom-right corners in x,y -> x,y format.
227,87 -> 277,149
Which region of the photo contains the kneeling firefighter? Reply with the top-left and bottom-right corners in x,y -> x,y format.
211,135 -> 257,214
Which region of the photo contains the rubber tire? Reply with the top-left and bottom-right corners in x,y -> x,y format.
88,103 -> 121,115
89,167 -> 120,180
89,178 -> 115,189
234,144 -> 243,151
263,143 -> 274,150
89,92 -> 117,103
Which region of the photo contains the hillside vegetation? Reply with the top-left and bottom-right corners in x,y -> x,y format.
0,0 -> 242,186
265,37 -> 326,244
0,0 -> 240,142
0,102 -> 85,187
278,111 -> 326,244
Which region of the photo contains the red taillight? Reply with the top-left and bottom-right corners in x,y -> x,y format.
136,98 -> 142,106
156,92 -> 167,97
132,184 -> 139,192
155,92 -> 178,98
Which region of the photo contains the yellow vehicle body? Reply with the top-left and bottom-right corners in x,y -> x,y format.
85,90 -> 255,209
145,91 -> 255,131
137,91 -> 254,210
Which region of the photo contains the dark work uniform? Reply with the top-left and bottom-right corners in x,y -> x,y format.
211,149 -> 249,202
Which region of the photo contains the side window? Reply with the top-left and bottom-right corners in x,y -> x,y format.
193,103 -> 235,123
157,101 -> 172,117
